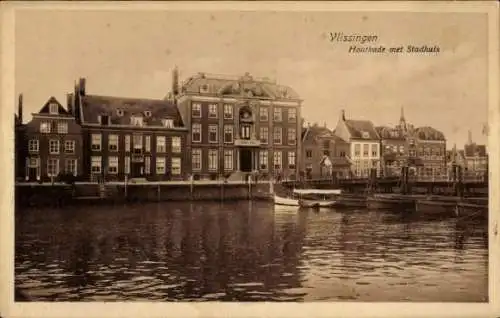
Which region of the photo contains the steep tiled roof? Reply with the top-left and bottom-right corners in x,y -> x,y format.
375,125 -> 405,140
414,126 -> 445,141
345,120 -> 379,140
180,72 -> 300,100
35,97 -> 72,117
80,95 -> 184,127
464,143 -> 487,157
302,124 -> 347,143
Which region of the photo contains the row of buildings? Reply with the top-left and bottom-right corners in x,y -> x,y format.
14,69 -> 488,182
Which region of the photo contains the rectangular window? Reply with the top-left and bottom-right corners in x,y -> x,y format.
273,107 -> 282,122
288,151 -> 296,169
108,134 -> 119,152
171,157 -> 181,175
125,135 -> 131,152
354,144 -> 361,157
224,125 -> 233,143
145,156 -> 151,174
306,150 -> 312,158
192,123 -> 202,142
224,104 -> 233,119
260,107 -> 269,121
49,103 -> 59,115
208,104 -> 218,118
208,149 -> 218,171
162,119 -> 174,128
260,127 -> 268,144
145,135 -> 151,152
273,127 -> 282,144
172,136 -> 181,153
288,128 -> 296,145
108,156 -> 119,174
133,134 -> 143,149
288,108 -> 297,122
64,140 -> 75,153
371,144 -> 378,157
156,157 -> 166,175
192,149 -> 202,171
240,125 -> 251,139
91,133 -> 102,151
192,103 -> 201,117
65,159 -> 77,176
156,136 -> 166,153
130,116 -> 143,126
224,150 -> 233,171
28,140 -> 39,153
91,156 -> 101,174
124,156 -> 130,174
259,150 -> 268,170
57,122 -> 68,134
363,144 -> 369,157
49,139 -> 60,154
273,151 -> 282,170
47,158 -> 59,177
40,122 -> 51,133
208,125 -> 218,143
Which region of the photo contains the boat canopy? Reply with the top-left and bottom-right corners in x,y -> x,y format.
293,189 -> 342,195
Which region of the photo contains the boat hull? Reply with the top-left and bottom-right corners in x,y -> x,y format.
415,199 -> 458,217
367,195 -> 415,211
456,201 -> 488,220
335,195 -> 367,208
274,194 -> 300,207
299,199 -> 336,208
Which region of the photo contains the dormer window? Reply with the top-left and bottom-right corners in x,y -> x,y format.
117,109 -> 124,117
130,116 -> 144,126
144,110 -> 152,117
362,131 -> 370,139
49,102 -> 59,114
200,84 -> 209,94
98,115 -> 110,126
162,118 -> 174,128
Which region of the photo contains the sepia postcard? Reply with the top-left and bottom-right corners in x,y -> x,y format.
1,1 -> 499,318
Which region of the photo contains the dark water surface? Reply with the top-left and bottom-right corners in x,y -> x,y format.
15,201 -> 488,302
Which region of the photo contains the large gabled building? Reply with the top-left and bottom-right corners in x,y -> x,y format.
172,70 -> 303,180
334,110 -> 381,177
70,78 -> 189,181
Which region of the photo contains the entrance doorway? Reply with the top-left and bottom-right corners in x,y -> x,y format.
240,149 -> 253,172
28,167 -> 38,181
131,162 -> 144,178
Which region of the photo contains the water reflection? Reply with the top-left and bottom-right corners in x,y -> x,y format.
15,202 -> 487,302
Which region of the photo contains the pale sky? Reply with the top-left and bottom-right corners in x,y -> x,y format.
15,9 -> 489,148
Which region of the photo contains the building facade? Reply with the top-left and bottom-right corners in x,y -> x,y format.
411,126 -> 447,179
301,123 -> 350,179
15,94 -> 26,181
22,96 -> 83,181
174,71 -> 302,180
463,131 -> 487,178
333,110 -> 380,177
71,78 -> 189,181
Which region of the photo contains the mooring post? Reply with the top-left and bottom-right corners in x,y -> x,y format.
190,174 -> 194,200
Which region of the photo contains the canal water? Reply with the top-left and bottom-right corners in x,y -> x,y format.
15,201 -> 488,302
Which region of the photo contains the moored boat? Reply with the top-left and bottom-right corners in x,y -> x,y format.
455,197 -> 488,220
415,196 -> 461,217
273,194 -> 300,206
299,198 -> 337,208
293,188 -> 342,209
334,193 -> 367,208
366,194 -> 416,211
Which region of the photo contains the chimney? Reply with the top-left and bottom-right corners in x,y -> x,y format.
78,77 -> 86,96
18,94 -> 23,124
172,66 -> 179,96
67,93 -> 73,115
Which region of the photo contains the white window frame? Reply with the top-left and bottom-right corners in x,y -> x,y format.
156,136 -> 166,153
288,128 -> 296,145
171,136 -> 181,153
224,104 -> 233,119
130,116 -> 144,126
288,108 -> 297,122
192,149 -> 202,171
224,125 -> 233,143
65,158 -> 77,176
288,151 -> 296,169
64,140 -> 75,153
192,123 -> 202,143
57,122 -> 68,134
133,134 -> 143,149
273,107 -> 282,122
171,157 -> 181,175
124,156 -> 130,174
273,127 -> 282,145
108,134 -> 119,152
208,125 -> 218,143
260,107 -> 269,121
40,122 -> 51,133
108,156 -> 119,174
162,118 -> 174,128
47,158 -> 59,177
208,103 -> 218,118
192,103 -> 202,118
145,156 -> 151,174
49,103 -> 59,115
156,157 -> 166,175
273,151 -> 282,170
91,156 -> 102,174
259,150 -> 268,170
260,127 -> 268,144
125,135 -> 131,152
208,149 -> 218,171
28,140 -> 39,153
91,133 -> 102,151
49,139 -> 60,154
145,135 -> 151,152
224,150 -> 233,171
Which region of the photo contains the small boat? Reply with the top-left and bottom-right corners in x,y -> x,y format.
274,194 -> 300,206
294,188 -> 342,209
299,198 -> 336,208
415,196 -> 461,217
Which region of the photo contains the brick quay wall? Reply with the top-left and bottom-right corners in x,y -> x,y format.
15,181 -> 273,208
